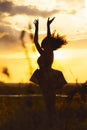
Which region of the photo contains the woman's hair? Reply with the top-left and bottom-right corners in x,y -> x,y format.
41,30 -> 68,50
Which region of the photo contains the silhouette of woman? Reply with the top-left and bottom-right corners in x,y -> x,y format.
33,17 -> 68,68
30,17 -> 67,127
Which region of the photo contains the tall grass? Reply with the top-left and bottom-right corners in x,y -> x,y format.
0,94 -> 87,130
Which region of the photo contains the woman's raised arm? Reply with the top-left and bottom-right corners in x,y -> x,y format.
47,17 -> 55,37
34,19 -> 43,54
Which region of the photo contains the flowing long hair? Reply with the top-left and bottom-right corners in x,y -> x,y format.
41,30 -> 68,50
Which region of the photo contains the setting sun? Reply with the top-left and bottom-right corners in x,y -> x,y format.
54,49 -> 66,60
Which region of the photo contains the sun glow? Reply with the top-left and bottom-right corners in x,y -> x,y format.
14,0 -> 56,10
54,50 -> 66,60
85,0 -> 87,19
58,1 -> 68,9
5,15 -> 30,31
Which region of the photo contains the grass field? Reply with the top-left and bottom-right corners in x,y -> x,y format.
0,95 -> 87,130
0,82 -> 87,130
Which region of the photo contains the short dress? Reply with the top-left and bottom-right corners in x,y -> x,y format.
30,67 -> 67,89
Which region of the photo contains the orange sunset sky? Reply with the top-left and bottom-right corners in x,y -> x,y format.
0,0 -> 87,83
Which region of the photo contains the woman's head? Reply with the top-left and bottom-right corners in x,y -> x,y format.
41,31 -> 68,51
41,37 -> 52,51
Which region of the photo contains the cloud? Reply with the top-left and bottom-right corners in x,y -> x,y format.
0,23 -> 32,51
56,0 -> 84,6
0,33 -> 18,44
0,32 -> 8,38
56,9 -> 77,15
12,5 -> 58,17
67,10 -> 77,15
0,1 -> 78,18
55,0 -> 84,14
0,1 -> 13,13
0,1 -> 58,17
0,24 -> 19,46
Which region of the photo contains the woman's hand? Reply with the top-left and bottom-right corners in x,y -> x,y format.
47,17 -> 55,26
34,19 -> 39,29
47,17 -> 55,36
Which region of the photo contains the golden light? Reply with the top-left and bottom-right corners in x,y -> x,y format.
0,32 -> 8,38
54,50 -> 66,60
5,15 -> 30,31
44,0 -> 56,10
85,0 -> 87,19
24,0 -> 56,10
58,1 -> 68,9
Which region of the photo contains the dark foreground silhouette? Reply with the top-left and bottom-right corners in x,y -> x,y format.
30,17 -> 67,127
0,82 -> 87,130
